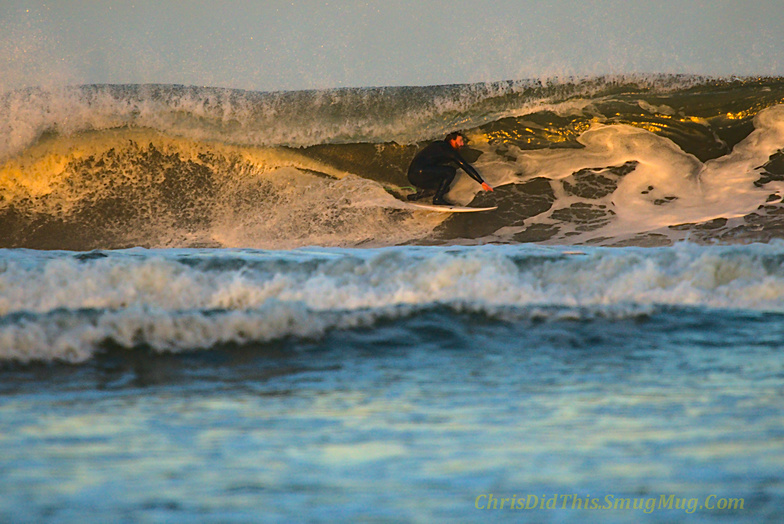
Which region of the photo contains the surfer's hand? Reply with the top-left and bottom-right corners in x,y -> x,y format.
481,182 -> 493,192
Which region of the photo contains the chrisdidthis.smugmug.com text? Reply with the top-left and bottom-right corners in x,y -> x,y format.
475,493 -> 744,514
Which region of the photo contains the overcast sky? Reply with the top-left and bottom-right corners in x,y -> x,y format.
2,0 -> 782,92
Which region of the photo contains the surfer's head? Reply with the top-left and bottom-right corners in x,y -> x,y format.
445,131 -> 468,149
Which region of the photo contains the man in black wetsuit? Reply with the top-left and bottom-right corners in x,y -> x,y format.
407,131 -> 493,205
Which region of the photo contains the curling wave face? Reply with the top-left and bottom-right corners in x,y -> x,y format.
1,76 -> 784,249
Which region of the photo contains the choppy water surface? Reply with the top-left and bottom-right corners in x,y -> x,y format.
1,246 -> 783,522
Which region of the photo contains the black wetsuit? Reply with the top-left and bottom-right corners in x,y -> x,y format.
407,140 -> 484,203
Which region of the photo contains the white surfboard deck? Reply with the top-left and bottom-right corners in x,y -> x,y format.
404,202 -> 498,213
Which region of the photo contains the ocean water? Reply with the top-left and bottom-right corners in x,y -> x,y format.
2,77 -> 784,522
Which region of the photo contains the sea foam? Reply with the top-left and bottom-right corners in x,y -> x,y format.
2,244 -> 784,362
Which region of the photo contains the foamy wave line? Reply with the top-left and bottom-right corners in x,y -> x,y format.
3,243 -> 784,363
0,302 -> 659,364
0,303 -> 377,364
3,244 -> 784,317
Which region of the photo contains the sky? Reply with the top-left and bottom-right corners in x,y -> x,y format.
1,0 -> 783,93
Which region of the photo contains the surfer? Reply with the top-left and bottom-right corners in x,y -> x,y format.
407,132 -> 493,205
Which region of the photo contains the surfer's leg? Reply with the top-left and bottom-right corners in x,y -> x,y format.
408,166 -> 456,204
432,167 -> 456,205
406,188 -> 435,201
407,168 -> 442,201
408,168 -> 442,190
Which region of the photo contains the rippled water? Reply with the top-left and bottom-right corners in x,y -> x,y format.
2,299 -> 782,522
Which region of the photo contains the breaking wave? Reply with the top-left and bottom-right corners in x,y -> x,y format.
2,76 -> 784,249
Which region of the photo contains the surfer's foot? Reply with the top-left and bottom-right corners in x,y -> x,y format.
432,177 -> 453,206
407,189 -> 435,201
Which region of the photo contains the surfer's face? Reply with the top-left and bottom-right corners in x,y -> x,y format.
450,136 -> 465,149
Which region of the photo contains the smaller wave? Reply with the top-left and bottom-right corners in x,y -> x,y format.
3,243 -> 784,363
0,303 -> 403,364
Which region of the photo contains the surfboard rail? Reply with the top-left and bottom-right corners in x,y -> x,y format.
403,202 -> 498,213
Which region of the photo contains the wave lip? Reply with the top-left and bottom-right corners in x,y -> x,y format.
3,75 -> 778,160
2,243 -> 784,363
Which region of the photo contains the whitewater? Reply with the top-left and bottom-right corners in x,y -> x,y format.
2,76 -> 784,523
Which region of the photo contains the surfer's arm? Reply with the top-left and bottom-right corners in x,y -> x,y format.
452,151 -> 493,191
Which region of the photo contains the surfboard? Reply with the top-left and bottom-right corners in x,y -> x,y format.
405,202 -> 498,213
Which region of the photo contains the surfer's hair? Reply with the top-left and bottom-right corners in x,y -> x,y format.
445,131 -> 467,143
